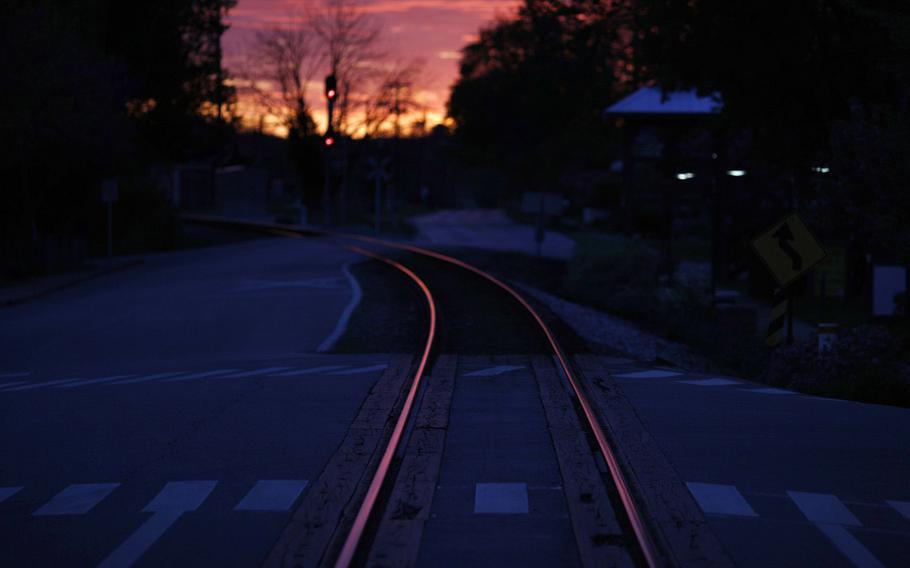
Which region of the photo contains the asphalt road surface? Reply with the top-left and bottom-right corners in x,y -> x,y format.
0,237 -> 387,566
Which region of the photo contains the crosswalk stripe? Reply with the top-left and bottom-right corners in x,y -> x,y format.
686,482 -> 757,517
215,367 -> 295,379
99,481 -> 217,568
160,369 -> 240,383
0,486 -> 23,503
326,364 -> 388,375
55,375 -> 136,388
271,365 -> 346,377
474,483 -> 529,514
816,524 -> 885,568
33,483 -> 120,515
788,491 -> 861,526
614,370 -> 682,379
463,365 -> 526,377
3,378 -> 84,391
109,372 -> 189,385
234,480 -> 309,511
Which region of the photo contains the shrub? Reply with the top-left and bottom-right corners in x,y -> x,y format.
763,325 -> 909,406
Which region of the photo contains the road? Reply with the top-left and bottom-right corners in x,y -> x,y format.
0,236 -> 389,566
598,359 -> 910,568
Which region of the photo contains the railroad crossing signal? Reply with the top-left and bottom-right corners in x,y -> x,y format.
325,74 -> 337,102
752,214 -> 827,287
367,156 -> 391,182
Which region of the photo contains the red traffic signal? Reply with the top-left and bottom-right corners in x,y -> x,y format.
324,135 -> 335,147
325,74 -> 337,101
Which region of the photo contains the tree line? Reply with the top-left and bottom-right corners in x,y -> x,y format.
448,0 -> 910,264
1,0 -> 235,275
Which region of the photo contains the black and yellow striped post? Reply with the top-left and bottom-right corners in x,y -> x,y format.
766,289 -> 788,347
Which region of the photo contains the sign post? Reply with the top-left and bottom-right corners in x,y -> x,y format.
367,156 -> 391,234
101,179 -> 119,260
752,214 -> 827,345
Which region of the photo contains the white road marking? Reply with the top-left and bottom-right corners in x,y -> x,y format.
327,364 -> 388,375
887,500 -> 910,521
271,365 -> 347,377
788,491 -> 861,526
816,524 -> 886,568
234,480 -> 309,511
747,387 -> 797,395
0,381 -> 29,389
215,367 -> 295,379
33,483 -> 120,515
474,483 -> 529,514
160,369 -> 240,383
463,365 -> 526,377
55,375 -> 135,388
3,378 -> 84,391
0,486 -> 23,503
317,261 -> 363,353
110,372 -> 189,385
0,372 -> 30,378
614,370 -> 682,379
98,481 -> 217,568
677,378 -> 741,386
686,482 -> 757,516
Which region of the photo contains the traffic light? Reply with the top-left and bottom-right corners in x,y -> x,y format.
324,127 -> 335,147
325,74 -> 337,102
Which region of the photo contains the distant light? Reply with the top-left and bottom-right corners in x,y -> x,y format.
676,172 -> 695,181
327,89 -> 336,99
812,166 -> 830,174
726,169 -> 746,177
325,136 -> 335,147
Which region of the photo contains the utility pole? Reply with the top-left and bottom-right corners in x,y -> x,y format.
323,74 -> 338,225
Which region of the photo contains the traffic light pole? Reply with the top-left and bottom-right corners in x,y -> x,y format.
323,74 -> 337,226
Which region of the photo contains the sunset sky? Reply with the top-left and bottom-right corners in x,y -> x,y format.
223,0 -> 521,136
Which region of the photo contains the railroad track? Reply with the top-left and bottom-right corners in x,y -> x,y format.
182,215 -> 721,568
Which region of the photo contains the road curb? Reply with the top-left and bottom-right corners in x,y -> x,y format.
0,259 -> 144,308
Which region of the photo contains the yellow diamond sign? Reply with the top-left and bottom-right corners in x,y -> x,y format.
752,214 -> 827,287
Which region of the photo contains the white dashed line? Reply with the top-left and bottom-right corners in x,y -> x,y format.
474,483 -> 529,514
463,365 -> 526,377
160,369 -> 240,383
110,372 -> 189,385
56,375 -> 136,388
0,381 -> 29,389
215,367 -> 295,379
0,372 -> 31,378
33,483 -> 120,516
327,364 -> 388,375
677,378 -> 741,387
747,387 -> 797,395
614,370 -> 682,379
3,378 -> 84,391
271,366 -> 347,377
686,482 -> 757,517
234,480 -> 309,511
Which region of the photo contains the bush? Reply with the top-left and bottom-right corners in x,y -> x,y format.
563,235 -> 661,321
763,325 -> 910,406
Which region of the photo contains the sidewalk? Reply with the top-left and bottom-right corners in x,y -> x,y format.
0,258 -> 143,307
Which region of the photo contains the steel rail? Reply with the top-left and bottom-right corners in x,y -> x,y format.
183,214 -> 663,567
332,245 -> 437,568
